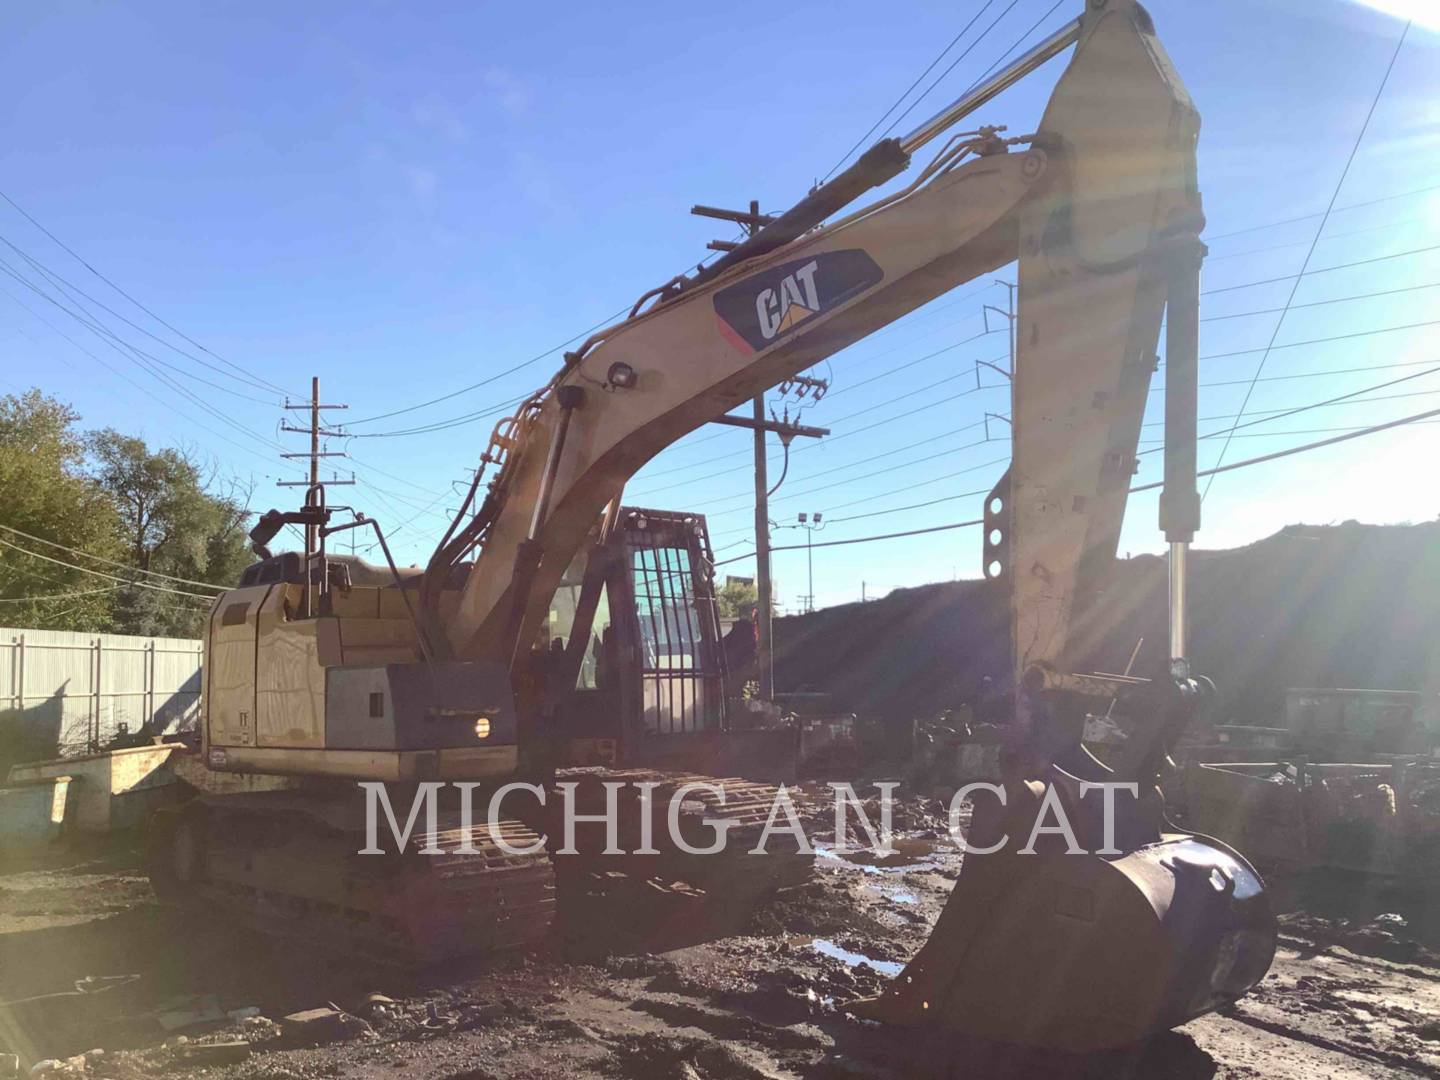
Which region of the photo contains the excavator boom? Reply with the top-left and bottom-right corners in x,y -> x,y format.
440,1 -> 1199,698
440,142 -> 1041,662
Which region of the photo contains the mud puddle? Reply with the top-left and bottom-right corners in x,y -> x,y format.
805,937 -> 904,976
813,835 -> 950,875
873,886 -> 918,904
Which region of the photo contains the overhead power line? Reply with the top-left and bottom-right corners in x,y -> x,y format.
0,208 -> 465,529
344,211 -> 764,431
336,167 -> 1440,447
342,392 -> 530,440
1203,179 -> 1440,243
0,523 -> 227,591
1139,363 -> 1440,457
713,403 -> 1440,568
827,484 -> 998,525
822,0 -> 998,182
1140,419 -> 1440,447
1186,356 -> 1440,391
646,331 -> 1440,496
659,313 -> 1440,513
650,214 -> 1440,475
0,259 -> 275,408
954,0 -> 1067,98
342,319 -> 623,428
0,256 -> 289,456
1138,403 -> 1440,495
1199,317 -> 1440,364
712,519 -> 987,566
708,357 -> 1440,539
0,284 -> 287,472
640,285 -> 1440,497
599,234 -> 1440,498
1203,19 -> 1412,498
1204,212 -> 1427,266
632,374 -> 1002,498
0,188 -> 294,397
352,183 -> 1440,442
0,535 -> 220,600
1199,280 -> 1440,322
0,236 -> 281,399
343,0 -> 1053,442
0,253 -> 449,530
1201,242 -> 1440,297
0,585 -> 122,604
872,0 -> 1023,144
706,455 -> 1011,537
0,255 -> 276,406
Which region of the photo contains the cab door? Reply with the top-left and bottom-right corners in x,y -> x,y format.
620,509 -> 726,738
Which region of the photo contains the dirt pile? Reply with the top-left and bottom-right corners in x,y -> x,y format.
773,521 -> 1440,724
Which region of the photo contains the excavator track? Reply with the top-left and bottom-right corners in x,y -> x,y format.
147,772 -> 806,964
147,794 -> 556,967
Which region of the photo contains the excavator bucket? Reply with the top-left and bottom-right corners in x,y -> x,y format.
851,766 -> 1277,1052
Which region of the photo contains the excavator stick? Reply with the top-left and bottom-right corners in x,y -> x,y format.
850,0 -> 1277,1052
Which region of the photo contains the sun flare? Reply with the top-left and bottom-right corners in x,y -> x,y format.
1349,0 -> 1440,31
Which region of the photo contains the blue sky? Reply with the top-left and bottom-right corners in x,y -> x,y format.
4,0 -> 1439,611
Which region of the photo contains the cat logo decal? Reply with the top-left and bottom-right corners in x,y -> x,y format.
713,250 -> 883,353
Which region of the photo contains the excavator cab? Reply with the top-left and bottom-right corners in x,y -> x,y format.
541,506 -> 797,781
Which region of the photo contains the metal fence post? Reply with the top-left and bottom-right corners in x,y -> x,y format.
92,637 -> 102,752
145,639 -> 156,732
15,633 -> 24,713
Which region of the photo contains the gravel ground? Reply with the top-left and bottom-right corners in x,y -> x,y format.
2,798 -> 1438,1080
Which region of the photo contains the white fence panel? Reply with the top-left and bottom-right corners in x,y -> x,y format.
1,627 -> 203,762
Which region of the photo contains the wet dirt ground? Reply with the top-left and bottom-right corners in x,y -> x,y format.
2,792 -> 1438,1079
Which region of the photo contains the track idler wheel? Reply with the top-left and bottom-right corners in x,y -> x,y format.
145,802 -> 208,904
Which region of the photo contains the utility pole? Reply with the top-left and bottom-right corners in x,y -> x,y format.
281,377 -> 352,610
308,377 -> 320,553
752,388 -> 773,697
743,198 -> 776,701
803,516 -> 812,614
690,199 -> 831,703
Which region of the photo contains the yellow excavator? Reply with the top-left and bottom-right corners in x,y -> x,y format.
148,0 -> 1276,1052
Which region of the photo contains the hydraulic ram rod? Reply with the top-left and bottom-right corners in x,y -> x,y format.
1160,238 -> 1206,676
690,15 -> 1081,290
898,17 -> 1083,156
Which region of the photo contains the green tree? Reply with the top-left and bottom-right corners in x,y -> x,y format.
87,431 -> 251,637
716,578 -> 759,619
0,390 -> 123,630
